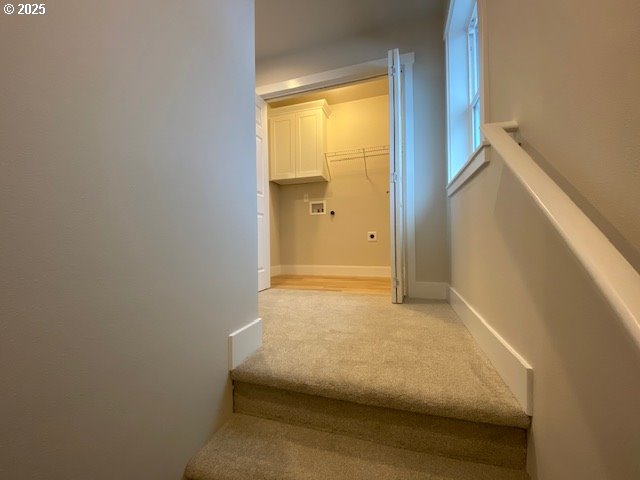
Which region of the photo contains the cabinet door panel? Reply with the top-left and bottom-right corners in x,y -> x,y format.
296,111 -> 321,176
270,116 -> 295,180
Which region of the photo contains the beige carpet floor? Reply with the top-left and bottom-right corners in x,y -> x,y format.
184,414 -> 529,480
232,289 -> 529,429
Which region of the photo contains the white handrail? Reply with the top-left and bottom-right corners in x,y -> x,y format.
482,121 -> 640,351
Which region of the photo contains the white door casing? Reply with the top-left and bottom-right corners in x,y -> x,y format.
256,95 -> 270,291
388,48 -> 406,304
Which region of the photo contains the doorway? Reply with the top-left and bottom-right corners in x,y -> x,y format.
256,50 -> 415,303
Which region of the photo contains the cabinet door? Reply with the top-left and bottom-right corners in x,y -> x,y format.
269,114 -> 295,181
295,109 -> 322,177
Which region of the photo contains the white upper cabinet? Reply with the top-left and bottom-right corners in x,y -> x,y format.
268,100 -> 331,184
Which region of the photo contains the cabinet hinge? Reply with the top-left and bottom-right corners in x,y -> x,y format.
393,278 -> 400,288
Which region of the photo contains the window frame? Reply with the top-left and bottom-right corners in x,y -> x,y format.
444,0 -> 486,183
467,3 -> 481,151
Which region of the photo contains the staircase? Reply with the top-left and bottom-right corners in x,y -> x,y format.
184,289 -> 531,479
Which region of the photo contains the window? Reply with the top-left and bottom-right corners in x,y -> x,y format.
445,0 -> 483,181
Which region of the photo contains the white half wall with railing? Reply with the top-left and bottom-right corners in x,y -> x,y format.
448,121 -> 640,480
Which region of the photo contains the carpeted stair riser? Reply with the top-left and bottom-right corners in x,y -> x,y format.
184,414 -> 529,480
234,381 -> 527,469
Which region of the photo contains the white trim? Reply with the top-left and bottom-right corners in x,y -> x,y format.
267,99 -> 332,118
410,282 -> 449,301
446,143 -> 490,196
490,120 -> 519,132
277,265 -> 390,277
257,54 -> 415,101
256,94 -> 271,291
388,48 -> 404,304
449,287 -> 533,415
270,265 -> 282,277
228,318 -> 263,370
444,0 -> 455,38
404,60 -> 418,301
483,121 -> 640,352
478,0 -> 489,131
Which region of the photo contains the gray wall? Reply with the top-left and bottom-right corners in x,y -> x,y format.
450,0 -> 640,478
0,1 -> 257,479
450,154 -> 640,480
257,13 -> 449,283
485,0 -> 640,271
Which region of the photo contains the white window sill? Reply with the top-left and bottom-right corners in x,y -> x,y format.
447,141 -> 490,196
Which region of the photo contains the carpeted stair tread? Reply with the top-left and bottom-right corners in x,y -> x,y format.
232,289 -> 530,429
184,414 -> 529,480
233,381 -> 527,469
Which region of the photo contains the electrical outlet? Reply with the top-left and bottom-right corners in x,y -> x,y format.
303,193 -> 309,203
367,231 -> 377,242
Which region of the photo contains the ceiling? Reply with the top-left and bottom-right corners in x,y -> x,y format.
268,76 -> 389,108
256,0 -> 445,61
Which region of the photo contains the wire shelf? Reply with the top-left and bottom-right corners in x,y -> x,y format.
324,145 -> 389,178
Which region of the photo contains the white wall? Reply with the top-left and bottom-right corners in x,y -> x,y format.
0,1 -> 256,479
449,1 -> 640,478
257,13 -> 449,283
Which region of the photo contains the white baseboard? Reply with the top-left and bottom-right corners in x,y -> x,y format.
228,318 -> 262,370
270,265 -> 282,277
449,287 -> 533,416
275,265 -> 391,277
410,281 -> 449,300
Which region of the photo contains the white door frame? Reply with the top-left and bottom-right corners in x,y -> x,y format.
388,48 -> 405,304
256,53 -> 417,298
256,95 -> 270,291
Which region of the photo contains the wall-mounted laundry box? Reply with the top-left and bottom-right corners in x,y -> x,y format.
269,100 -> 331,184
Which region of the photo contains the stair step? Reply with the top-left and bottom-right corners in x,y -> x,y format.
234,381 -> 527,469
184,414 -> 529,480
235,290 -> 530,430
193,289 -> 533,478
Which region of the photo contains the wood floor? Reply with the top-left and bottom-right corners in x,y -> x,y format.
270,275 -> 390,295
